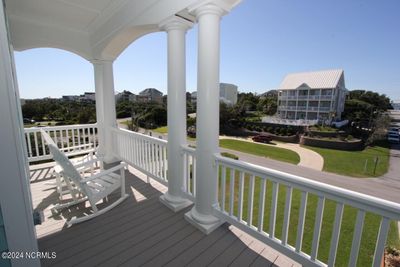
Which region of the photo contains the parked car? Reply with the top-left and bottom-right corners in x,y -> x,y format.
23,118 -> 35,123
252,134 -> 273,143
388,132 -> 400,143
388,127 -> 399,135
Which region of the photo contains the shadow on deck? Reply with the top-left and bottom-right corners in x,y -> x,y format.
29,163 -> 300,267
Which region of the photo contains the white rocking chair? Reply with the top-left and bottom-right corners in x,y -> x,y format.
41,129 -> 99,200
42,131 -> 128,225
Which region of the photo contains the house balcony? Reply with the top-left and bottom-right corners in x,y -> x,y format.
25,124 -> 400,267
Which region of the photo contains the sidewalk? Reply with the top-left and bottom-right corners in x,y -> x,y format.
219,136 -> 324,171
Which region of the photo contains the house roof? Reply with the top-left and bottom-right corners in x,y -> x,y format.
139,88 -> 163,96
279,69 -> 344,90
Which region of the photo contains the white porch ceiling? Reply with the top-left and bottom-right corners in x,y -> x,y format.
5,0 -> 240,60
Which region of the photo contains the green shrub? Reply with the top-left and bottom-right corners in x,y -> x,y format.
221,152 -> 239,160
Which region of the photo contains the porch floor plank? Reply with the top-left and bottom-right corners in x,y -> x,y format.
29,163 -> 300,267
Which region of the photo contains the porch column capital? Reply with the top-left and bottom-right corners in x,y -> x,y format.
188,0 -> 241,18
90,59 -> 114,65
159,16 -> 193,32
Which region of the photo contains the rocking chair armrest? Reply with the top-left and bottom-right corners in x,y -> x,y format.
73,158 -> 99,169
60,143 -> 94,152
80,162 -> 127,183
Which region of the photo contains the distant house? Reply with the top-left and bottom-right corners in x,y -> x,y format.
260,90 -> 278,98
115,90 -> 133,102
191,91 -> 197,104
191,83 -> 238,106
138,88 -> 163,103
62,95 -> 80,101
392,100 -> 400,110
80,92 -> 96,102
219,83 -> 238,105
277,69 -> 347,121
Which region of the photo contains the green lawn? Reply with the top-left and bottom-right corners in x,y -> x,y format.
153,126 -> 168,134
219,171 -> 400,267
119,119 -> 131,126
219,139 -> 300,165
304,144 -> 390,177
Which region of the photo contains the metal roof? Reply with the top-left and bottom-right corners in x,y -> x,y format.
279,69 -> 344,90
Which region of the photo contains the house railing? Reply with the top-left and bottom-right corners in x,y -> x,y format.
110,127 -> 168,185
181,145 -> 196,201
213,153 -> 400,267
25,124 -> 97,163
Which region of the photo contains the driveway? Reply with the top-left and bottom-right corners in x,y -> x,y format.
219,136 -> 324,171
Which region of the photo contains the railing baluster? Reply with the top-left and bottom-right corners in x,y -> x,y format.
77,128 -> 81,148
145,141 -> 149,172
269,181 -> 279,238
237,171 -> 244,222
66,128 -> 70,151
328,202 -> 344,267
60,130 -> 64,149
192,155 -> 196,196
349,210 -> 366,267
33,132 -> 39,157
53,130 -> 58,146
296,191 -> 308,252
257,178 -> 266,232
229,168 -> 235,216
281,186 -> 292,246
26,132 -> 32,158
139,139 -> 143,167
40,131 -> 46,155
72,128 -> 76,149
221,165 -> 226,212
134,138 -> 138,165
247,174 -> 255,227
186,153 -> 190,194
163,146 -> 167,180
372,217 -> 390,267
151,142 -> 155,175
311,196 -> 325,261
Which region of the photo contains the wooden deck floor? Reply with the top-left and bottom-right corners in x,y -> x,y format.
29,163 -> 300,267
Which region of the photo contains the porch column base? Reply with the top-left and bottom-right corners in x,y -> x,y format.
159,193 -> 192,212
184,208 -> 223,235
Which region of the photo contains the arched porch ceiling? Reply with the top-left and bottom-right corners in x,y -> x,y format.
5,0 -> 202,61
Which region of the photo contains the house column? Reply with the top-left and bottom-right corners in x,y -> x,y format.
159,16 -> 193,211
92,59 -> 118,164
184,3 -> 226,234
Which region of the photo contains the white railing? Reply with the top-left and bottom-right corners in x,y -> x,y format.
213,154 -> 400,267
320,95 -> 332,100
25,124 -> 97,163
110,128 -> 168,185
181,145 -> 196,201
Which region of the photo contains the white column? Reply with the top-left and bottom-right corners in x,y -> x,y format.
0,3 -> 40,266
159,16 -> 193,212
92,59 -> 118,164
184,3 -> 226,234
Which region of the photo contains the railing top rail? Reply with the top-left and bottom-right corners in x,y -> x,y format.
24,123 -> 97,132
112,127 -> 167,145
214,153 -> 400,219
181,144 -> 196,154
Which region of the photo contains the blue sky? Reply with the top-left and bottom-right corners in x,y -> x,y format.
14,0 -> 400,100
